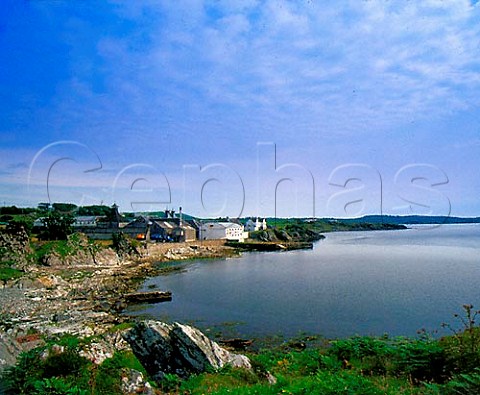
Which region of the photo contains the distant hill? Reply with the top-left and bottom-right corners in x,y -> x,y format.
132,211 -> 198,221
328,215 -> 480,225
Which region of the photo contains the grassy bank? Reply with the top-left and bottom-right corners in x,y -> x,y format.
3,306 -> 480,394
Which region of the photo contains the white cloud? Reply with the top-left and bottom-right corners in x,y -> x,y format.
23,1 -> 480,142
7,0 -> 479,214
30,1 -> 478,147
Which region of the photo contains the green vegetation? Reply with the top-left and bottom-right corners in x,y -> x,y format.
3,306 -> 480,394
0,265 -> 23,283
0,226 -> 29,282
77,205 -> 112,217
247,218 -> 405,244
1,335 -> 152,395
31,233 -> 105,266
339,215 -> 480,225
51,203 -> 78,214
38,212 -> 75,241
0,206 -> 38,215
269,217 -> 406,234
111,232 -> 139,257
6,216 -> 35,235
177,322 -> 480,394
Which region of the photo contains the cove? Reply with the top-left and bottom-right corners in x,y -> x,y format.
126,224 -> 480,339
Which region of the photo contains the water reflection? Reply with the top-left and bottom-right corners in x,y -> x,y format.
127,224 -> 480,339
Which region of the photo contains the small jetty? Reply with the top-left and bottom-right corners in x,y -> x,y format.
124,290 -> 172,304
226,241 -> 313,251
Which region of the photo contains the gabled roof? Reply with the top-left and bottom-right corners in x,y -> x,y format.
74,216 -> 98,222
202,222 -> 243,229
152,220 -> 175,229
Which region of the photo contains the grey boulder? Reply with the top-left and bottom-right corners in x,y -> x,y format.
124,321 -> 251,381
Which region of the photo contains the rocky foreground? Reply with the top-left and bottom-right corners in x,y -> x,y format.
0,240 -> 238,373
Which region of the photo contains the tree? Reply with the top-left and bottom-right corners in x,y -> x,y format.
7,217 -> 34,236
52,203 -> 78,214
111,232 -> 139,258
39,212 -> 75,240
77,205 -> 111,216
0,206 -> 22,215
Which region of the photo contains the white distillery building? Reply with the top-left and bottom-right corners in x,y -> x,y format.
199,222 -> 248,242
245,218 -> 267,232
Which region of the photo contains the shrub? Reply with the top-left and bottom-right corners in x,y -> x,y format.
441,305 -> 480,374
32,377 -> 88,395
444,368 -> 480,394
111,232 -> 139,257
0,266 -> 23,282
93,351 -> 149,394
329,336 -> 393,375
43,349 -> 89,378
2,348 -> 45,394
393,338 -> 447,383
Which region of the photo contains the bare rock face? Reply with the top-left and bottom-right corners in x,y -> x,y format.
124,321 -> 251,381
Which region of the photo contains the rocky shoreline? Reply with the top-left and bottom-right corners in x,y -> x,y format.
0,240 -> 239,373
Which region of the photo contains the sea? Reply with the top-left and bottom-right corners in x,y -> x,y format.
126,224 -> 480,339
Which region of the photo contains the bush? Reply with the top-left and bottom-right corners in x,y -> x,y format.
329,336 -> 393,375
32,377 -> 88,395
393,338 -> 447,383
93,351 -> 149,394
2,348 -> 45,394
39,212 -> 74,241
1,339 -> 152,395
43,349 -> 89,378
444,368 -> 480,394
111,232 -> 139,257
0,266 -> 24,282
440,305 -> 480,374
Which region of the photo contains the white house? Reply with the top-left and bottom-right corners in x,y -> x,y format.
200,222 -> 248,242
245,218 -> 267,232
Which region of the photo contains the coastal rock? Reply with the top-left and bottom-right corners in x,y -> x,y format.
79,330 -> 132,365
32,233 -> 120,268
121,369 -> 155,395
0,227 -> 32,270
79,342 -> 114,365
124,321 -> 252,381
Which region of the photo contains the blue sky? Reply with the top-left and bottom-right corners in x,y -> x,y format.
1,0 -> 479,218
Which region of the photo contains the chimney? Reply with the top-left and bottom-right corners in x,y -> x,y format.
179,206 -> 183,225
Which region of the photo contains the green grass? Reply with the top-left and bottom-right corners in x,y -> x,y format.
0,266 -> 23,282
2,332 -> 478,395
1,334 -> 153,395
4,306 -> 480,394
176,329 -> 480,395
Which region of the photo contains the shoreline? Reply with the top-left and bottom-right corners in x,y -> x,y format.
0,240 -> 241,371
0,228 -> 402,371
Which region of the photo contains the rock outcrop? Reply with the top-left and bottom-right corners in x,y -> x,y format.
0,240 -> 239,372
124,321 -> 251,381
39,233 -> 120,267
121,369 -> 154,395
0,227 -> 32,270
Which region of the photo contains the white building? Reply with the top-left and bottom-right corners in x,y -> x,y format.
245,218 -> 267,232
200,222 -> 248,242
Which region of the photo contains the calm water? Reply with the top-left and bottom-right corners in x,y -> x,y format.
127,224 -> 480,339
